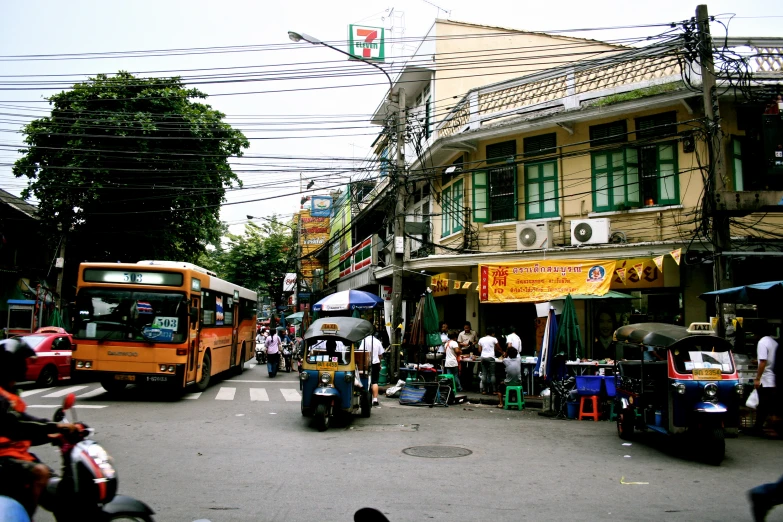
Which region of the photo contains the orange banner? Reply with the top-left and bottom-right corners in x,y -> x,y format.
479,260 -> 616,303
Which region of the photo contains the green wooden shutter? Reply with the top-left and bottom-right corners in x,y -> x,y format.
453,180 -> 464,232
441,185 -> 451,237
592,153 -> 610,212
624,148 -> 640,206
657,143 -> 679,205
472,171 -> 488,223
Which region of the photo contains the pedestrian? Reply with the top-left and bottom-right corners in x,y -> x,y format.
360,334 -> 385,407
497,347 -> 523,408
438,322 -> 449,355
506,325 -> 522,353
478,327 -> 499,395
753,326 -> 778,436
265,328 -> 282,377
443,330 -> 462,392
749,474 -> 783,521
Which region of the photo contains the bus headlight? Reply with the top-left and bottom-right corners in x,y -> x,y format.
84,361 -> 92,369
167,365 -> 175,372
160,365 -> 167,372
76,361 -> 85,368
320,372 -> 331,384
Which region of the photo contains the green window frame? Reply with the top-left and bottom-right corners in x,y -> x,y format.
592,143 -> 679,212
525,161 -> 559,219
472,171 -> 488,223
732,138 -> 744,191
441,180 -> 464,237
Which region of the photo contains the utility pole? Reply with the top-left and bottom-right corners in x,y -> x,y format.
696,4 -> 730,332
54,232 -> 66,314
390,88 -> 406,382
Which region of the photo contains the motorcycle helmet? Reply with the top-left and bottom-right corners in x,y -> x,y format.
0,338 -> 35,387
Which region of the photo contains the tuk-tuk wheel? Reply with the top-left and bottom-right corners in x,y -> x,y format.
360,389 -> 371,418
703,428 -> 725,466
315,403 -> 330,431
617,409 -> 634,440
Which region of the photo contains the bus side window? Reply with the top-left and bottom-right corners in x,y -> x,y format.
191,298 -> 200,330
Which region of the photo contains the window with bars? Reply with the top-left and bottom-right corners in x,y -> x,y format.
592,143 -> 679,211
441,180 -> 463,237
524,161 -> 559,219
474,140 -> 518,223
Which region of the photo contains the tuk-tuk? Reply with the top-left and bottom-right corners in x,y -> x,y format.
613,322 -> 742,465
300,317 -> 373,431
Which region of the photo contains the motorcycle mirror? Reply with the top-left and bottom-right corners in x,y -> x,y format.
62,393 -> 76,411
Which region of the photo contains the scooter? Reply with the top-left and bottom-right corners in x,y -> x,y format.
282,342 -> 293,373
38,393 -> 155,521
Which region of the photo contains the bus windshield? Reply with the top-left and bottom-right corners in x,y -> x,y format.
74,289 -> 189,344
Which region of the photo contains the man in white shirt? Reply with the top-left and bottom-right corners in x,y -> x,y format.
506,326 -> 522,354
478,327 -> 500,394
438,322 -> 449,354
361,334 -> 385,407
754,330 -> 778,434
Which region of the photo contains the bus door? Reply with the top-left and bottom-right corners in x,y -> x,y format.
229,298 -> 238,367
187,297 -> 200,384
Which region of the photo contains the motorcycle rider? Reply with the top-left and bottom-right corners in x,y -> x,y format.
0,339 -> 80,518
255,328 -> 267,364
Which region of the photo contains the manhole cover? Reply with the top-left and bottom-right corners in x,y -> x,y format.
402,445 -> 472,458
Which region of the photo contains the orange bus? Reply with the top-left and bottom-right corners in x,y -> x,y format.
72,261 -> 257,393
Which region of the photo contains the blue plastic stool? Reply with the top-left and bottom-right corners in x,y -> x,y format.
504,385 -> 525,410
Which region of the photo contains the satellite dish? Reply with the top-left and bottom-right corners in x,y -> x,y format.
519,227 -> 538,247
573,222 -> 593,243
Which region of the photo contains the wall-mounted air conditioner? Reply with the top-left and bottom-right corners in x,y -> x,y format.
570,218 -> 610,246
515,222 -> 553,250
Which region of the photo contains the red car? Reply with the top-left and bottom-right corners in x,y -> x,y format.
20,327 -> 74,386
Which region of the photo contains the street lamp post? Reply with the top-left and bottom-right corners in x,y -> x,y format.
289,30 -> 406,381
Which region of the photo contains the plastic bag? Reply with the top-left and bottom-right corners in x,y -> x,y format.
746,388 -> 759,409
385,379 -> 406,398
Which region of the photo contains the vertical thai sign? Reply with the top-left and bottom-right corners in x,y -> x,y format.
298,209 -> 330,289
348,25 -> 385,62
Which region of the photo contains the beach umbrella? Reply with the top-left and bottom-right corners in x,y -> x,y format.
312,290 -> 383,312
423,290 -> 442,347
534,307 -> 558,381
409,295 -> 426,347
555,294 -> 583,361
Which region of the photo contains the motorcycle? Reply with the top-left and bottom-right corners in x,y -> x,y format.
282,342 -> 293,373
38,393 -> 156,521
255,342 -> 267,365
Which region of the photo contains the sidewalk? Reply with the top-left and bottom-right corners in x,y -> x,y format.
378,383 -> 543,409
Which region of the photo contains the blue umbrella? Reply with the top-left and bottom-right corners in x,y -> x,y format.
312,290 -> 383,312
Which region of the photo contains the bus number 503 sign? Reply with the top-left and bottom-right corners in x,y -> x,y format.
348,25 -> 384,62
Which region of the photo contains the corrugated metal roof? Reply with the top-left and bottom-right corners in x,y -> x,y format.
0,189 -> 37,220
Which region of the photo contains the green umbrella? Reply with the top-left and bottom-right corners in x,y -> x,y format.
554,294 -> 583,360
423,290 -> 442,347
352,308 -> 361,319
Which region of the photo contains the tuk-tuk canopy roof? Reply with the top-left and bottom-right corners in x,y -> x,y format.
614,322 -> 726,349
303,317 -> 374,343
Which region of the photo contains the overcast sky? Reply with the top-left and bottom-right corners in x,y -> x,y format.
0,0 -> 780,238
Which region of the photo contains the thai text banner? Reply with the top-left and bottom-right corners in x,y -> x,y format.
479,260 -> 617,303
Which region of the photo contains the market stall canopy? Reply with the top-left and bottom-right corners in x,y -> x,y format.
286,312 -> 305,324
699,281 -> 783,304
423,290 -> 442,347
312,290 -> 384,312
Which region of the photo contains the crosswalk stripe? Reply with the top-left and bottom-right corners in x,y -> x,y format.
42,386 -> 89,398
20,388 -> 53,398
182,392 -> 202,400
249,388 -> 269,401
76,388 -> 106,399
280,389 -> 301,402
215,387 -> 236,401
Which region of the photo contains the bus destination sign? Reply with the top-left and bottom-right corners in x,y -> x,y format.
83,269 -> 184,287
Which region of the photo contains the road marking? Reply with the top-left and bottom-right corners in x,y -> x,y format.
76,388 -> 106,399
280,389 -> 301,402
249,388 -> 269,401
182,392 -> 202,400
20,388 -> 53,397
229,379 -> 299,383
42,386 -> 89,398
215,387 -> 236,400
27,405 -> 108,409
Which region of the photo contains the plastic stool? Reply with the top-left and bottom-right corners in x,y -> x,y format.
578,395 -> 600,421
438,373 -> 457,393
504,385 -> 525,410
608,400 -> 617,421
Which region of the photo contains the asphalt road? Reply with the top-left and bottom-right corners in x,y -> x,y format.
21,362 -> 782,522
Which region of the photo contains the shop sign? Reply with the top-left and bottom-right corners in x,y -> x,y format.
380,285 -> 392,301
430,272 -> 468,297
282,273 -> 297,292
479,260 -> 616,303
610,257 -> 668,289
338,235 -> 374,278
348,25 -> 385,62
299,210 -> 330,255
310,196 -> 332,217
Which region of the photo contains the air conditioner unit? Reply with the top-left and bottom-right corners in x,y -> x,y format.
515,222 -> 553,250
571,218 -> 611,246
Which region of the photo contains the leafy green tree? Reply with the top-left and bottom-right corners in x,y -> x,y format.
212,219 -> 296,304
13,72 -> 249,285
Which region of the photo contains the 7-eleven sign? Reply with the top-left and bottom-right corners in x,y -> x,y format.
348,25 -> 384,62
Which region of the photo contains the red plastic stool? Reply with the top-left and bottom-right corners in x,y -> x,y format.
578,395 -> 600,421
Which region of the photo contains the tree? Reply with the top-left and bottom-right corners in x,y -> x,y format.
13,72 -> 249,277
209,219 -> 296,305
